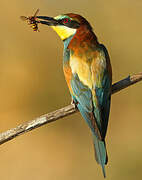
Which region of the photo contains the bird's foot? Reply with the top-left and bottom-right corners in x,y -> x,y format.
71,98 -> 78,109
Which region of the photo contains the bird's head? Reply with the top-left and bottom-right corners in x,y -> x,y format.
37,13 -> 93,40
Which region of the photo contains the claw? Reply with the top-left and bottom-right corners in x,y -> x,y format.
71,98 -> 78,108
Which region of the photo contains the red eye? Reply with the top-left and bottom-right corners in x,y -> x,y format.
63,18 -> 70,24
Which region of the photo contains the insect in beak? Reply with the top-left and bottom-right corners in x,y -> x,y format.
20,9 -> 40,32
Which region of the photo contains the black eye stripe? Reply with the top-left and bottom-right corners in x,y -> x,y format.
67,20 -> 80,28
58,19 -> 80,28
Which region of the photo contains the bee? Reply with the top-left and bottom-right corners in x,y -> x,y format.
20,9 -> 40,32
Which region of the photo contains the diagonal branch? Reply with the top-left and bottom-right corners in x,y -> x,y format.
0,72 -> 142,145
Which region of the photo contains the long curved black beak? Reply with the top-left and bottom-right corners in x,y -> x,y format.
36,16 -> 59,26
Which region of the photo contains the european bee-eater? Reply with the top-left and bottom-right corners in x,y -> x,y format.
36,13 -> 112,177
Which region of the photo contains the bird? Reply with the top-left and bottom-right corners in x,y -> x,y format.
36,13 -> 112,177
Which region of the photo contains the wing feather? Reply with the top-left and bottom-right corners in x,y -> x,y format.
91,44 -> 112,139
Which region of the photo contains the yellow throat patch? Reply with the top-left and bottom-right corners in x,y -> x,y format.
51,25 -> 76,40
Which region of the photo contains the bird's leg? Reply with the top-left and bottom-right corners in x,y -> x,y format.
71,98 -> 78,109
71,98 -> 75,105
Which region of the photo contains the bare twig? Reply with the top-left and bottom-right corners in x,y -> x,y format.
112,72 -> 142,94
0,72 -> 142,145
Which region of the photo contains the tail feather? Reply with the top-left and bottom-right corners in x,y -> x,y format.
93,135 -> 108,178
76,103 -> 108,177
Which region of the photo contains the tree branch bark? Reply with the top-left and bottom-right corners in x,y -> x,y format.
0,72 -> 142,145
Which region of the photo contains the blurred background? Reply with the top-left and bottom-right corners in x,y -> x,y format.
0,0 -> 142,179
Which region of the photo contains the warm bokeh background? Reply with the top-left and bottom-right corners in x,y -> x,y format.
0,0 -> 142,179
